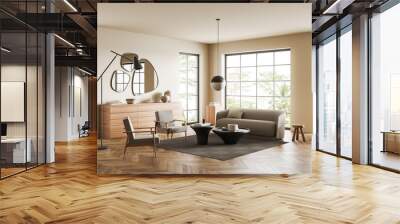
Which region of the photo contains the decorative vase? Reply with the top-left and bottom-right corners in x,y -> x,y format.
164,90 -> 172,102
160,95 -> 169,103
227,124 -> 238,132
152,92 -> 162,103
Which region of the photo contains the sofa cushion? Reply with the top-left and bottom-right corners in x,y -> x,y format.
241,109 -> 283,121
216,118 -> 276,137
227,109 -> 243,119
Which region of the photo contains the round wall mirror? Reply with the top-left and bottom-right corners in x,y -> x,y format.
110,70 -> 131,93
131,59 -> 159,96
120,53 -> 141,72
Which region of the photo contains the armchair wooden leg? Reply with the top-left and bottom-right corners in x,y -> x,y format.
123,138 -> 128,159
123,145 -> 128,160
153,138 -> 157,158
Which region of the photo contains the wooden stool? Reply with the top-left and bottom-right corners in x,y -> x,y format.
292,124 -> 306,142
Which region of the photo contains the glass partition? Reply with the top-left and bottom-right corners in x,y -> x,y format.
0,2 -> 46,179
27,31 -> 38,169
0,31 -> 28,177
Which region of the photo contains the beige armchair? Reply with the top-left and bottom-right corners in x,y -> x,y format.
123,117 -> 160,159
155,110 -> 188,140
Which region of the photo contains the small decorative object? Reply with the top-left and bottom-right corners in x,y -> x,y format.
210,18 -> 226,91
164,90 -> 171,96
160,95 -> 168,103
164,90 -> 171,102
227,124 -> 238,132
152,92 -> 162,103
126,98 -> 135,104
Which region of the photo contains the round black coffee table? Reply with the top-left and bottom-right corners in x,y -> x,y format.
212,128 -> 250,144
190,124 -> 213,145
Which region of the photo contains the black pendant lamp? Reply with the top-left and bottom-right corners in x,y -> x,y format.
211,18 -> 225,91
121,53 -> 143,72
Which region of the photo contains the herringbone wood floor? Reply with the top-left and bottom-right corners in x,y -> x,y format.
1,135 -> 400,223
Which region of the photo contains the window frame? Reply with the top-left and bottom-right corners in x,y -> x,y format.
178,52 -> 200,124
114,70 -> 130,92
132,62 -> 145,95
224,49 -> 292,125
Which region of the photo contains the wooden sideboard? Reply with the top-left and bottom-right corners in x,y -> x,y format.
100,102 -> 183,139
382,131 -> 400,154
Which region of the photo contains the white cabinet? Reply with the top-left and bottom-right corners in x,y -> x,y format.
1,138 -> 32,163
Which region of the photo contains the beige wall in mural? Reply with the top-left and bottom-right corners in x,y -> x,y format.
98,26 -> 209,118
207,32 -> 313,133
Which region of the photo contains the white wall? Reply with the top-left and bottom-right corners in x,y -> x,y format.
1,63 -> 46,163
97,26 -> 209,118
55,67 -> 89,141
1,65 -> 38,137
72,74 -> 89,138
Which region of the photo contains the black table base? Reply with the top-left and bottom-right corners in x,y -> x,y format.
212,129 -> 250,145
191,125 -> 213,145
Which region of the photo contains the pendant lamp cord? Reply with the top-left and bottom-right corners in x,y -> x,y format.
216,18 -> 220,75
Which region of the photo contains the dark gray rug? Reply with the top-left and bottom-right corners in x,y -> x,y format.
158,134 -> 287,161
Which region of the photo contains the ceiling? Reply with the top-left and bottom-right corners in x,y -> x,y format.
1,0 -> 388,73
98,3 -> 312,43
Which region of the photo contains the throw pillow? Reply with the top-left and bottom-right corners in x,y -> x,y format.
227,109 -> 243,119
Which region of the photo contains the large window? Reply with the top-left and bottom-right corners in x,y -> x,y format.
225,50 -> 291,124
340,28 -> 352,158
316,24 -> 353,158
370,3 -> 400,171
317,36 -> 337,155
178,53 -> 199,123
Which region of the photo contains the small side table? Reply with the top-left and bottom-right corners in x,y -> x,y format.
190,124 -> 213,145
292,124 -> 306,142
